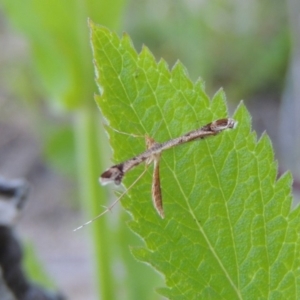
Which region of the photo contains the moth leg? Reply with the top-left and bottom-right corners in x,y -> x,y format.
152,153 -> 164,218
145,136 -> 164,218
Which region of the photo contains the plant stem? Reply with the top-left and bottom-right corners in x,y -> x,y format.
74,106 -> 114,299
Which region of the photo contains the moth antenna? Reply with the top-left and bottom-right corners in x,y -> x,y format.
103,123 -> 144,139
73,167 -> 148,232
100,205 -> 113,213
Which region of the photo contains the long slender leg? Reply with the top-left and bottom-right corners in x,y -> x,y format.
152,153 -> 164,218
145,136 -> 164,218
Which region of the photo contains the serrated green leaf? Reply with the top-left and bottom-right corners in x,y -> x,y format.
91,22 -> 299,299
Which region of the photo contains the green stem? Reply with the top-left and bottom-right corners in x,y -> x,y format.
74,106 -> 114,299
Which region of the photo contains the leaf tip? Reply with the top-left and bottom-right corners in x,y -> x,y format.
211,88 -> 227,116
140,44 -> 157,65
233,101 -> 252,128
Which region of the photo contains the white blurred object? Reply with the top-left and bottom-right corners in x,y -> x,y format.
0,177 -> 29,225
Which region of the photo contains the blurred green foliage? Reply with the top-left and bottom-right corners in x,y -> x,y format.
23,242 -> 56,290
125,0 -> 289,100
0,1 -> 140,300
43,125 -> 76,176
1,0 -> 125,110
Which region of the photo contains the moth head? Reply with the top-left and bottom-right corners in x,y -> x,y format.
210,118 -> 237,132
226,118 -> 237,129
99,164 -> 124,186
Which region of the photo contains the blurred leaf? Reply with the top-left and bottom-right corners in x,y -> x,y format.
1,2 -> 128,299
91,23 -> 298,299
23,242 -> 55,289
126,1 -> 289,100
43,125 -> 76,177
1,0 -> 126,109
